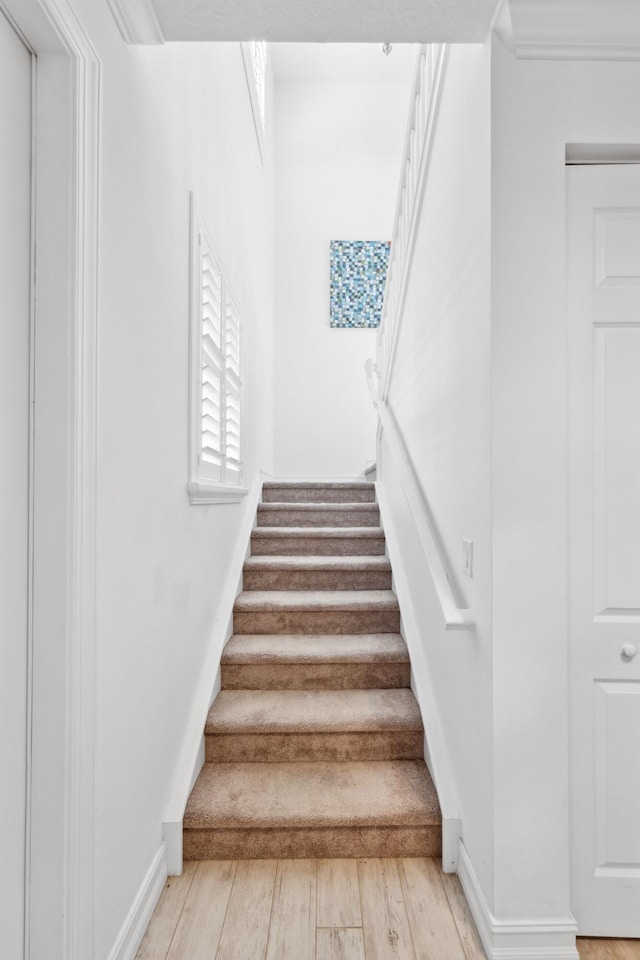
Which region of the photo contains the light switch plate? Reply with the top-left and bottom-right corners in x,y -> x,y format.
462,539 -> 473,578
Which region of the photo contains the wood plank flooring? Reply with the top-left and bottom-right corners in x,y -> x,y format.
136,858 -> 484,960
578,941 -> 640,960
136,858 -> 640,960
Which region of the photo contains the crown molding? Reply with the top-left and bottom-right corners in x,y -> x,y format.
105,0 -> 164,44
501,0 -> 640,61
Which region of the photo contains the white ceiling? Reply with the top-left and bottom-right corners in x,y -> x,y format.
271,43 -> 419,84
148,0 -> 499,43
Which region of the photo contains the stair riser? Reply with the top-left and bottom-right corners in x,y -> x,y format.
251,536 -> 386,556
221,662 -> 411,691
243,569 -> 392,591
257,507 -> 380,528
205,731 -> 423,763
262,487 -> 375,503
233,610 -> 401,635
184,825 -> 441,860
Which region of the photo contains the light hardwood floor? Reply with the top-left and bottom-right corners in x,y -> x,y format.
578,941 -> 640,960
136,857 -> 485,960
136,858 -> 640,960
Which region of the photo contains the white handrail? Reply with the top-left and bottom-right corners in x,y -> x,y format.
365,363 -> 473,631
364,43 -> 473,631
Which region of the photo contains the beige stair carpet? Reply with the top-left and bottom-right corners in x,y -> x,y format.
183,480 -> 441,860
242,555 -> 392,591
221,633 -> 410,690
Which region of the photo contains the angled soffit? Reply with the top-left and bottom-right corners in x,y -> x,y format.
106,0 -> 640,60
105,0 -> 499,44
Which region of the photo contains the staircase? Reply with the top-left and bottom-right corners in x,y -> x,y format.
183,481 -> 441,860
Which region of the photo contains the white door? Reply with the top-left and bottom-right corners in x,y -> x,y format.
568,164 -> 640,936
0,9 -> 32,959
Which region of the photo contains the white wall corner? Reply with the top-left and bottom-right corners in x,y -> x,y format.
162,474 -> 262,875
107,843 -> 167,960
491,0 -> 515,54
457,843 -> 579,960
104,0 -> 164,44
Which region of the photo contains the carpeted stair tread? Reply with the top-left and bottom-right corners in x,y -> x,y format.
220,634 -> 411,691
184,760 -> 440,830
234,590 -> 399,612
262,481 -> 375,503
221,633 -> 409,664
243,555 -> 391,571
257,503 -> 380,528
262,481 -> 374,491
251,526 -> 385,539
242,554 -> 393,590
250,527 -> 387,557
258,502 -> 378,512
205,689 -> 422,735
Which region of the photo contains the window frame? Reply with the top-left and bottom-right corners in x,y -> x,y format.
188,194 -> 248,504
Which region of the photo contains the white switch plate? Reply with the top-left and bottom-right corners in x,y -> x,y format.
462,539 -> 473,578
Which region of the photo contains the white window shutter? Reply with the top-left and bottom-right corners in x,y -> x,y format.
199,236 -> 224,481
224,293 -> 242,482
189,195 -> 245,503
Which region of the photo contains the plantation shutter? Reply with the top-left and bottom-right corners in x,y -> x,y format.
224,294 -> 241,482
189,197 -> 246,502
200,235 -> 224,481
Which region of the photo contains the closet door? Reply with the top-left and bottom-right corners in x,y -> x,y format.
567,164 -> 640,935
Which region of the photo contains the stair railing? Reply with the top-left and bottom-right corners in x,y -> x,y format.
365,44 -> 474,631
366,362 -> 472,631
376,43 -> 449,399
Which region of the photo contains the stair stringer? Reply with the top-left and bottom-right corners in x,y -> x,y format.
375,477 -> 462,872
162,472 -> 262,875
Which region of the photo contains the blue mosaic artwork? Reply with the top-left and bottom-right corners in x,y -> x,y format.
329,240 -> 391,328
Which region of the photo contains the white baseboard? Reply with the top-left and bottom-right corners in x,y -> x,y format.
442,817 -> 462,873
457,842 -> 579,960
162,821 -> 183,878
107,843 -> 167,960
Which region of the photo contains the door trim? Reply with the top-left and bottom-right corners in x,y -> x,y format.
0,1 -> 100,956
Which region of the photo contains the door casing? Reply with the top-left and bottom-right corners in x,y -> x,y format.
0,1 -> 100,957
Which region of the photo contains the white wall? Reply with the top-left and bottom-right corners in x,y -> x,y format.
61,5 -> 275,956
380,35 -> 640,942
274,76 -> 410,478
490,35 -> 640,925
378,42 -> 493,896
